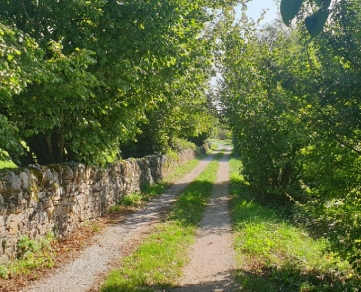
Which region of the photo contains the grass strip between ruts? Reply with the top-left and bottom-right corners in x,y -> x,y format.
229,155 -> 355,291
101,152 -> 224,292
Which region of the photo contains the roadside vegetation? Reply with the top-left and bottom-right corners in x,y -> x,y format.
0,219 -> 105,286
229,156 -> 357,291
218,0 -> 361,280
209,138 -> 233,147
101,152 -> 224,292
0,0 -> 230,166
0,233 -> 56,279
208,125 -> 233,147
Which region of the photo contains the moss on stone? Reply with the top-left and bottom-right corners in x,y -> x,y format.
48,164 -> 64,173
29,168 -> 44,184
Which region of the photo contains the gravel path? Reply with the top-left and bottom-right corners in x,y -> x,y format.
22,155 -> 217,292
174,146 -> 238,292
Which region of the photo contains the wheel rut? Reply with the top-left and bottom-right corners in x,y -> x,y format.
22,154 -> 218,292
174,146 -> 238,292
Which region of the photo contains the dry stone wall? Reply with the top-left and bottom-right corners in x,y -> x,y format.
0,146 -> 208,264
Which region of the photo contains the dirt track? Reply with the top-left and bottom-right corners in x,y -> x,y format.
22,154 -> 218,292
22,145 -> 237,292
174,145 -> 238,292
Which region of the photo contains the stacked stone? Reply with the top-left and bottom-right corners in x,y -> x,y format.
0,145 -> 205,264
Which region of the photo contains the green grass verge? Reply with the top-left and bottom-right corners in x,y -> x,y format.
229,156 -> 356,291
101,154 -> 224,292
210,143 -> 218,151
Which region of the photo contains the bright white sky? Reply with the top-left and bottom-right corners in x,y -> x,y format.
235,0 -> 279,25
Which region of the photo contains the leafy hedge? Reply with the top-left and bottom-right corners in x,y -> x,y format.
218,0 -> 361,274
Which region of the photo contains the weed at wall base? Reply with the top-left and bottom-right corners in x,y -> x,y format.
0,232 -> 56,279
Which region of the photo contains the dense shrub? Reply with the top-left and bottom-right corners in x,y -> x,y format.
217,0 -> 361,272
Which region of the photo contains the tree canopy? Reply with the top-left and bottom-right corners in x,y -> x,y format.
217,0 -> 361,273
0,0 -> 235,165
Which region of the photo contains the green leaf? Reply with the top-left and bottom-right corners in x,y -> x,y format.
305,9 -> 329,38
355,29 -> 361,38
280,0 -> 304,26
